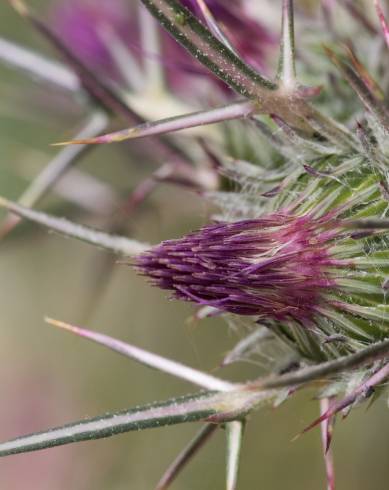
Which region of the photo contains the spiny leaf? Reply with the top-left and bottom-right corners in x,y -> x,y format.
47,317 -> 235,391
0,390 -> 266,457
277,0 -> 296,88
54,101 -> 256,146
0,197 -> 150,256
226,420 -> 245,490
0,393 -> 216,456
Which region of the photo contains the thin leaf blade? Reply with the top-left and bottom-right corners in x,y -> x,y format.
0,392 -> 216,457
226,420 -> 245,490
55,101 -> 255,146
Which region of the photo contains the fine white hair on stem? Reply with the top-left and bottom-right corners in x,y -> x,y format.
0,197 -> 150,256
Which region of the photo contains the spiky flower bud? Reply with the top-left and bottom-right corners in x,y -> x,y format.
136,212 -> 338,320
137,150 -> 389,363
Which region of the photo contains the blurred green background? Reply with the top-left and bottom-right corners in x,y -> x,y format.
0,1 -> 388,489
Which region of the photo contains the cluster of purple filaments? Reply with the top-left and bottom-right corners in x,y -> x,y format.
136,213 -> 338,321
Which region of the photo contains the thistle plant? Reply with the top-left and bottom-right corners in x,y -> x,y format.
1,0 -> 389,489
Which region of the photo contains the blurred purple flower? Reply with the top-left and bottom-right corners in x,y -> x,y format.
52,0 -> 138,82
51,0 -> 275,93
136,212 -> 339,321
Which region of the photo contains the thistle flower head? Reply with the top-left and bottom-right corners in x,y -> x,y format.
136,212 -> 339,320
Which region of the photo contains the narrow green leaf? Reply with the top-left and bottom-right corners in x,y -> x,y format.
0,392 -> 216,456
0,390 -> 265,457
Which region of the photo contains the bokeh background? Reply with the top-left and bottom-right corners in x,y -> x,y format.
0,1 -> 388,489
